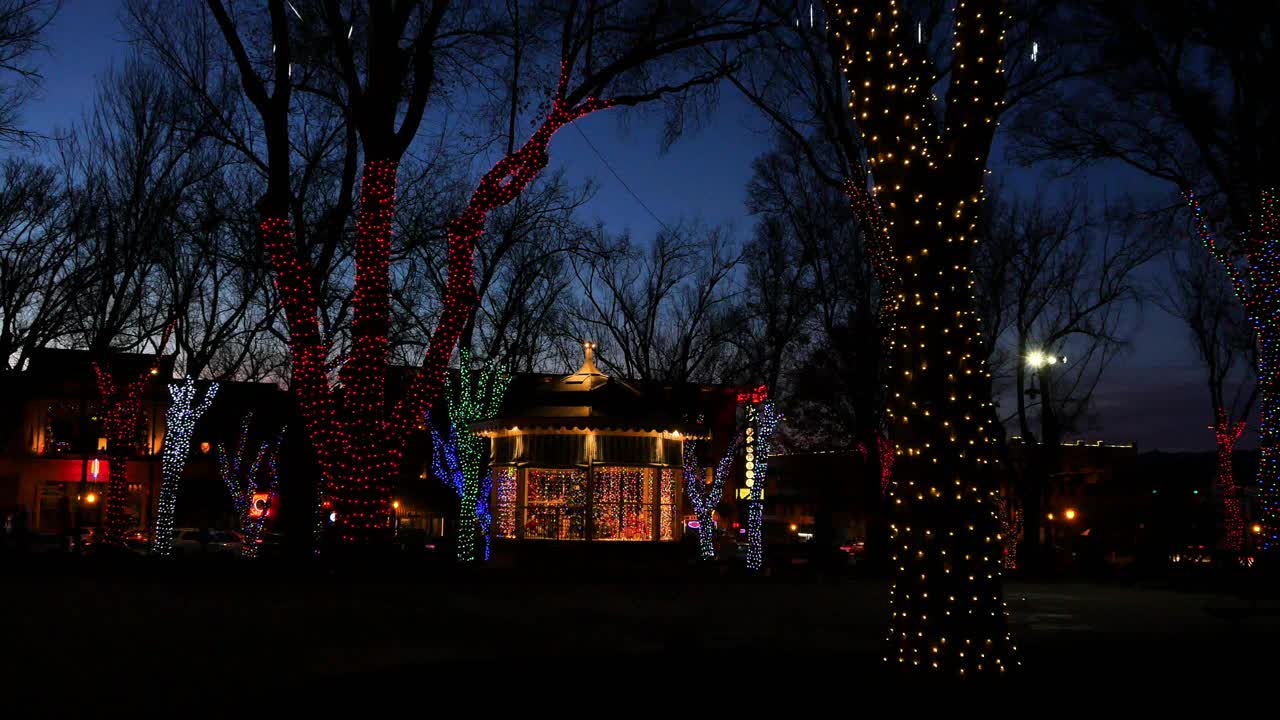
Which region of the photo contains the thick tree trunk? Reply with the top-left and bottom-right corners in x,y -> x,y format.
882,225 -> 1014,673
329,158 -> 401,546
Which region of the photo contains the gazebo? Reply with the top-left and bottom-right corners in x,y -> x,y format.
472,343 -> 706,543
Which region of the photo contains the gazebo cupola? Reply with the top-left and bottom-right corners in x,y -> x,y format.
473,342 -> 705,542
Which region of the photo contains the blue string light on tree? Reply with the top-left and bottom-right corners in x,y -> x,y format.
682,424 -> 744,561
153,378 -> 218,556
218,412 -> 285,558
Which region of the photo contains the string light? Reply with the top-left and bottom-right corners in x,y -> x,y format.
994,495 -> 1021,570
92,329 -> 169,550
743,394 -> 779,572
218,413 -> 284,558
153,378 -> 218,557
261,62 -> 618,551
682,428 -> 744,560
1213,409 -> 1247,553
828,0 -> 1017,673
430,349 -> 510,563
404,61 -> 613,437
1186,188 -> 1280,552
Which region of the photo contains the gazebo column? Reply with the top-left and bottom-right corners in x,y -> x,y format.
585,464 -> 595,541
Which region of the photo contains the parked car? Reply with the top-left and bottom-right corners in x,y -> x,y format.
208,530 -> 244,555
173,528 -> 205,555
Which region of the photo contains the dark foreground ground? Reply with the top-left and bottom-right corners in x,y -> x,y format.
4,558 -> 1278,711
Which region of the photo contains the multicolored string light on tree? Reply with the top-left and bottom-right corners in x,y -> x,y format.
1186,188 -> 1280,552
153,378 -> 218,556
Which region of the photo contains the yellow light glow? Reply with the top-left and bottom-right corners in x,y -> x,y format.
84,492 -> 98,505
790,524 -> 798,532
1064,508 -> 1077,521
392,500 -> 401,510
1254,524 -> 1264,534
1046,512 -> 1054,521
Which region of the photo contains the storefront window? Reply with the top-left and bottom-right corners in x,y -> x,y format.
524,468 -> 586,540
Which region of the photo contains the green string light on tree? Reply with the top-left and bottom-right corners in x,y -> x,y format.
440,348 -> 510,563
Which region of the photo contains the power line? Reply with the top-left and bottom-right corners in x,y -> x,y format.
571,123 -> 674,236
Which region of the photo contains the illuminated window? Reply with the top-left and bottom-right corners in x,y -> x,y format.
591,466 -> 653,541
524,468 -> 586,540
493,467 -> 518,539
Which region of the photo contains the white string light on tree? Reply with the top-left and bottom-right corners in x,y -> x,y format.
153,378 -> 218,556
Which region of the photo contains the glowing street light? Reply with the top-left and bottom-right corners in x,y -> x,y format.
1254,523 -> 1264,535
1064,508 -> 1077,521
1026,350 -> 1067,369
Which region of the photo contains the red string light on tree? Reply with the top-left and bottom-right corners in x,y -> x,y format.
1213,409 -> 1247,553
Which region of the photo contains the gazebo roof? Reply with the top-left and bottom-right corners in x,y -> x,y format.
471,342 -> 708,438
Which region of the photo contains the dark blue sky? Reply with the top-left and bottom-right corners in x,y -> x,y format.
17,0 -> 1236,451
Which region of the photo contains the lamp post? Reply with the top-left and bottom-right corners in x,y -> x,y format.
1022,349 -> 1068,571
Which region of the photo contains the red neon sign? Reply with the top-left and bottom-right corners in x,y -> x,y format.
736,384 -> 769,404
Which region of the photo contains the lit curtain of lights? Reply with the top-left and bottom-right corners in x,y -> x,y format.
153,378 -> 218,556
1186,189 -> 1280,552
744,400 -> 778,571
1213,409 -> 1247,552
826,0 -> 1017,673
682,431 -> 744,560
218,414 -> 284,557
401,62 -> 612,436
93,360 -> 162,550
435,349 -> 510,563
494,468 -> 518,539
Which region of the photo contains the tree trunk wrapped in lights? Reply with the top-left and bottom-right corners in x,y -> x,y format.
826,0 -> 1016,673
682,430 -> 744,561
1187,189 -> 1280,553
430,348 -> 510,563
219,413 -> 284,558
742,398 -> 779,572
153,377 -> 218,556
1212,409 -> 1247,553
93,363 -> 154,550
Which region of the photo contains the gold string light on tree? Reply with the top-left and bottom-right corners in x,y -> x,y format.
824,0 -> 1017,674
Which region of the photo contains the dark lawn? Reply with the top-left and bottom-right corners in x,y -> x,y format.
3,558 -> 1277,710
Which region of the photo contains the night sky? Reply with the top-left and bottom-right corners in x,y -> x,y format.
16,0 -> 1239,452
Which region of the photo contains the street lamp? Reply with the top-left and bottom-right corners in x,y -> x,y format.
1026,349 -> 1067,369
1064,508 -> 1077,521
